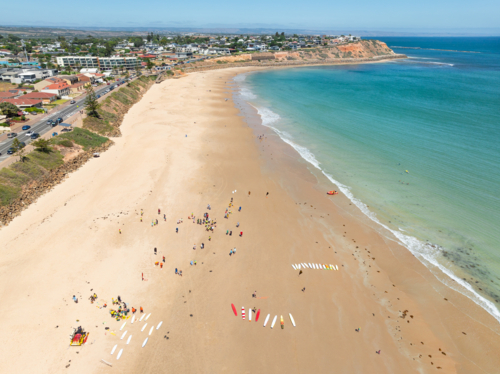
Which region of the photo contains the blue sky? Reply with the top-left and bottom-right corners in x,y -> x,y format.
3,0 -> 500,33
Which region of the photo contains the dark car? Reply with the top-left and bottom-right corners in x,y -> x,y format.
7,147 -> 15,155
70,100 -> 76,104
57,117 -> 63,123
97,94 -> 101,98
30,133 -> 40,140
22,125 -> 31,131
47,119 -> 53,125
7,132 -> 17,138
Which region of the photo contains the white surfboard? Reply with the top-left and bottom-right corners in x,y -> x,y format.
336,265 -> 339,270
297,264 -> 301,269
289,313 -> 296,327
131,315 -> 135,324
149,326 -> 154,336
156,321 -> 163,330
330,264 -> 334,270
249,308 -> 252,321
271,315 -> 277,329
141,323 -> 147,332
317,264 -> 320,269
126,335 -> 132,344
139,314 -> 145,322
120,322 -> 126,331
142,337 -> 148,348
323,264 -> 327,269
145,313 -> 151,321
309,263 -> 312,268
111,344 -> 117,355
291,264 -> 295,270
263,314 -> 270,327
302,263 -> 307,268
120,331 -> 127,340
116,349 -> 123,360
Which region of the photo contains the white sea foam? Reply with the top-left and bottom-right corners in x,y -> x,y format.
241,83 -> 500,324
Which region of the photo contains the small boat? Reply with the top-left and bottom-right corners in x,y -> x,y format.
327,190 -> 338,195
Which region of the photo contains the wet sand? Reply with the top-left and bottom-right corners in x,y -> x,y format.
0,67 -> 499,374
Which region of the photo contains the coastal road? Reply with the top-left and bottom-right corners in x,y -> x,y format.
0,80 -> 127,161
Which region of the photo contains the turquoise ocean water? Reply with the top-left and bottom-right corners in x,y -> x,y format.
235,37 -> 500,322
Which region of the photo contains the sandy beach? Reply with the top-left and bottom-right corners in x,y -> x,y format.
1,66 -> 499,374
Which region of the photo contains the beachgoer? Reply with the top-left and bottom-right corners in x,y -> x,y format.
160,263 -> 163,269
180,271 -> 182,277
73,295 -> 78,303
266,192 -> 269,196
190,261 -> 193,266
229,231 -> 232,236
140,307 -> 144,313
229,250 -> 233,256
236,222 -> 239,228
154,248 -> 157,255
140,217 -> 142,222
156,219 -> 158,225
163,256 -> 165,262
176,227 -> 178,233
201,243 -> 204,249
209,236 -> 211,241
132,307 -> 136,313
299,270 -> 303,275
194,260 -> 197,265
240,231 -> 243,237
158,208 -> 161,214
233,247 -> 236,254
175,268 -> 178,274
118,296 -> 121,302
193,244 -> 196,250
119,229 -> 122,234
164,214 -> 166,221
238,207 -> 241,212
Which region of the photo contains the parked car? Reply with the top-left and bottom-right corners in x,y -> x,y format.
52,132 -> 58,137
47,119 -> 53,125
32,112 -> 37,115
7,133 -> 17,138
30,133 -> 40,140
7,147 -> 15,155
22,125 -> 31,131
57,117 -> 63,123
26,131 -> 34,137
70,100 -> 76,104
97,94 -> 101,98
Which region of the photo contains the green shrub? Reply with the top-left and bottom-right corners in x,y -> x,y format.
59,127 -> 108,149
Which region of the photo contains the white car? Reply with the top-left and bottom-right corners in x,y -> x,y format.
26,131 -> 34,137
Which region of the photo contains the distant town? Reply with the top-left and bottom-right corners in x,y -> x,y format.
0,32 -> 360,112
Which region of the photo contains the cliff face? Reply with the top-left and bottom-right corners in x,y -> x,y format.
208,40 -> 397,64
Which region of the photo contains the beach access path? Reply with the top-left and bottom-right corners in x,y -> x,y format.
0,66 -> 499,374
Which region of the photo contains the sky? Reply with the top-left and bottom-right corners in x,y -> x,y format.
2,0 -> 500,34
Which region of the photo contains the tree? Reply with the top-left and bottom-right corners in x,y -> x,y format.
84,85 -> 100,118
135,66 -> 142,77
146,59 -> 154,70
32,138 -> 51,153
12,138 -> 26,162
0,102 -> 19,117
159,37 -> 168,46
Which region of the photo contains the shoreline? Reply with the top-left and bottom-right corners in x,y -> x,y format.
231,68 -> 500,326
0,66 -> 498,374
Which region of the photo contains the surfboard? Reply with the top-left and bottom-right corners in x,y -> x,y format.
303,263 -> 307,268
149,326 -> 154,336
323,264 -> 327,269
156,321 -> 163,330
231,303 -> 237,316
120,322 -> 126,331
142,337 -> 148,348
289,313 -> 296,327
242,307 -> 245,320
111,344 -> 117,355
263,314 -> 270,327
145,313 -> 151,321
120,331 -> 127,340
291,264 -> 296,270
280,315 -> 284,329
131,315 -> 135,324
126,335 -> 132,344
271,315 -> 277,329
116,349 -> 123,360
139,314 -> 145,322
297,264 -> 301,269
141,323 -> 147,332
309,263 -> 312,268
249,308 -> 252,321
255,309 -> 260,322
336,265 -> 339,270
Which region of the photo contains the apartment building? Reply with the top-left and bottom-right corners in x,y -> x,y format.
56,56 -> 140,71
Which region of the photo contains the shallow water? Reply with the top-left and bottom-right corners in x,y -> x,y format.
236,37 -> 500,322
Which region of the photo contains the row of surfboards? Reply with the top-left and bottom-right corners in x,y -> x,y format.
110,313 -> 163,360
231,304 -> 296,328
292,263 -> 339,271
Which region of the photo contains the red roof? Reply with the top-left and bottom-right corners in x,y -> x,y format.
0,92 -> 17,98
0,98 -> 42,106
139,54 -> 156,58
21,92 -> 57,99
44,82 -> 70,90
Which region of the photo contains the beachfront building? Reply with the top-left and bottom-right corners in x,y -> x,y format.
56,56 -> 140,71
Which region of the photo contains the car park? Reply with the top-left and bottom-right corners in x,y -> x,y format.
22,125 -> 31,131
30,133 -> 40,140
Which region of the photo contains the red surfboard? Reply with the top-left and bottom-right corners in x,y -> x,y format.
231,304 -> 237,316
242,306 -> 245,320
255,309 -> 260,322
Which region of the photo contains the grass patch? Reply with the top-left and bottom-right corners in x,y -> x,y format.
52,139 -> 74,147
52,99 -> 69,105
58,127 -> 108,150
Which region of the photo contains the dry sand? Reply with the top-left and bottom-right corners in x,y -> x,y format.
0,67 -> 499,374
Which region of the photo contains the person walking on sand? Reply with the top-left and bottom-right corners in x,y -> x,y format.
154,248 -> 157,255
239,231 -> 243,237
239,207 -> 242,212
236,222 -> 240,228
140,307 -> 144,313
233,247 -> 236,255
266,192 -> 269,196
209,236 -> 211,241
299,270 -> 303,275
175,268 -> 178,274
158,208 -> 161,215
176,227 -> 178,233
164,214 -> 166,221
160,263 -> 163,269
163,256 -> 165,263
119,229 -> 122,234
